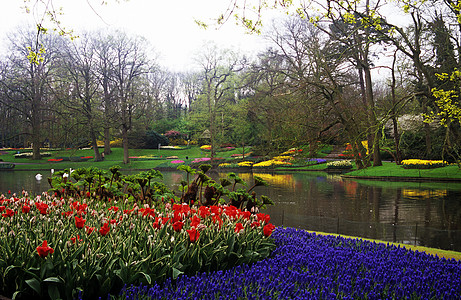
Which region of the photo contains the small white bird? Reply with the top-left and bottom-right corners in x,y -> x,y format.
35,173 -> 42,180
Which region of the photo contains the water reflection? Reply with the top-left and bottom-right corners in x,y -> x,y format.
1,170 -> 460,251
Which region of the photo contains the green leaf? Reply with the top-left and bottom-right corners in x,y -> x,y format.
43,277 -> 63,283
139,271 -> 152,284
25,278 -> 41,295
172,267 -> 183,280
3,265 -> 19,277
47,284 -> 60,300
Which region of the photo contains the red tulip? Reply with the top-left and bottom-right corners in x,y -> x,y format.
186,228 -> 200,242
263,223 -> 276,237
75,216 -> 86,229
22,205 -> 31,213
85,226 -> 95,235
35,202 -> 48,215
71,235 -> 82,244
99,223 -> 110,236
190,215 -> 201,228
235,222 -> 244,233
251,221 -> 261,228
172,221 -> 184,232
36,240 -> 54,258
257,213 -> 270,223
2,208 -> 15,218
241,211 -> 251,220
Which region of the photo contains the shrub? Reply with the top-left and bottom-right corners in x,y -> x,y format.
110,138 -> 123,147
0,163 -> 15,169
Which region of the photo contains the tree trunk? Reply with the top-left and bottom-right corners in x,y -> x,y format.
104,127 -> 111,155
122,126 -> 130,164
31,91 -> 41,160
31,126 -> 41,160
424,122 -> 432,158
364,67 -> 382,167
90,129 -> 102,162
392,116 -> 402,164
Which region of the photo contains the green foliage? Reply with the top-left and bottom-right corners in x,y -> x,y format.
177,166 -> 273,211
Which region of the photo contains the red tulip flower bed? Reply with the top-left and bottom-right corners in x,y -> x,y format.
0,192 -> 276,300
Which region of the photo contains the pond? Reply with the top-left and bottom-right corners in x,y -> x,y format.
1,169 -> 460,252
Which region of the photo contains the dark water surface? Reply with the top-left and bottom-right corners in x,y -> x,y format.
1,169 -> 460,251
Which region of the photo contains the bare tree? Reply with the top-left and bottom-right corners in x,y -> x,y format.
0,29 -> 63,159
196,44 -> 244,159
61,32 -> 103,161
110,31 -> 150,164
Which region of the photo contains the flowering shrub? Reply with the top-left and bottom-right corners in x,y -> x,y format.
307,158 -> 327,165
326,160 -> 353,169
192,157 -> 211,163
15,152 -> 51,158
253,160 -> 292,168
170,160 -> 185,164
160,146 -> 185,150
402,159 -> 446,169
110,138 -> 123,147
200,145 -> 211,151
47,158 -> 64,162
280,148 -> 303,156
237,161 -> 253,167
112,227 -> 461,299
0,193 -> 276,299
272,155 -> 293,161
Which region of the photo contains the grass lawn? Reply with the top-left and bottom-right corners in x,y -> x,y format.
1,146 -> 248,170
344,161 -> 461,180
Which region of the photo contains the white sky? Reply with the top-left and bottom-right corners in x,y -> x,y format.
0,0 -> 271,71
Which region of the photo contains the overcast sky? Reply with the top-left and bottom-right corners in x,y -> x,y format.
0,0 -> 270,71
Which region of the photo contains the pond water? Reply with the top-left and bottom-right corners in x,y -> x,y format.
1,169 -> 460,252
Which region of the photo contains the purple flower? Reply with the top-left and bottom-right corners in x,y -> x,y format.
104,227 -> 461,299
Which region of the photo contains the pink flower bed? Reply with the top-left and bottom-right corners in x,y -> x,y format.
170,160 -> 185,164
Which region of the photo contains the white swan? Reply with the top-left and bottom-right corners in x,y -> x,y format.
35,173 -> 42,180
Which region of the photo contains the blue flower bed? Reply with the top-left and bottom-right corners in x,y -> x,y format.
308,158 -> 327,165
101,227 -> 461,299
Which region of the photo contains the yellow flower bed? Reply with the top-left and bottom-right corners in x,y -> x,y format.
200,145 -> 211,150
273,155 -> 293,161
253,159 -> 292,168
218,163 -> 231,167
237,161 -> 254,167
401,159 -> 446,169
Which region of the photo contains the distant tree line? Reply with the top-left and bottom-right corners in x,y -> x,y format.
1,0 -> 460,166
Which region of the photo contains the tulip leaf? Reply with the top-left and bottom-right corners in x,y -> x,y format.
48,284 -> 60,300
43,276 -> 63,283
25,278 -> 41,295
172,267 -> 183,280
